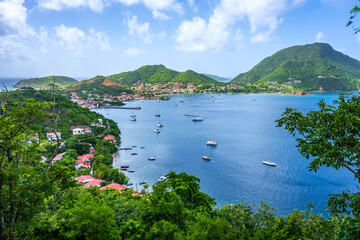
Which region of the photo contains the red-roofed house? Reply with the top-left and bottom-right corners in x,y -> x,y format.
52,152 -> 66,162
75,175 -> 95,183
84,179 -> 104,187
75,154 -> 93,170
47,132 -> 61,141
100,183 -> 127,192
104,135 -> 115,144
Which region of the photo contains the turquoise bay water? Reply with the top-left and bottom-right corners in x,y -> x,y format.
94,93 -> 358,215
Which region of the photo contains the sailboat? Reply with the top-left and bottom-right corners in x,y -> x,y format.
206,133 -> 218,146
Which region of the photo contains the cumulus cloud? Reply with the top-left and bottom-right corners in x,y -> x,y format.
152,10 -> 170,20
126,16 -> 151,43
55,24 -> 110,55
176,0 -> 306,52
0,0 -> 33,36
124,47 -> 140,56
39,0 -> 183,17
315,32 -> 325,42
38,0 -> 107,12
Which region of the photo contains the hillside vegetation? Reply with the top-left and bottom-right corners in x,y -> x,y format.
232,43 -> 360,91
65,75 -> 132,95
108,64 -> 218,86
14,76 -> 77,89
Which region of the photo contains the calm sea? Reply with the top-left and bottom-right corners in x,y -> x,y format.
0,78 -> 22,90
94,93 -> 359,216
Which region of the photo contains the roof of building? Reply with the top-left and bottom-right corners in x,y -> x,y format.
104,135 -> 115,140
76,160 -> 91,166
84,179 -> 104,187
75,175 -> 95,183
77,154 -> 93,161
47,132 -> 61,136
52,152 -> 66,162
100,183 -> 127,192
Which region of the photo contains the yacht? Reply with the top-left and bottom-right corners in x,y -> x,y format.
127,169 -> 135,173
148,157 -> 156,161
192,116 -> 204,121
202,156 -> 211,161
139,181 -> 147,185
206,133 -> 218,146
157,176 -> 167,182
157,123 -> 164,127
130,113 -> 136,117
130,118 -> 136,121
153,129 -> 160,133
263,161 -> 277,166
206,140 -> 218,146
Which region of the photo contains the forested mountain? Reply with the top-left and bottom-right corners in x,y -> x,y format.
232,43 -> 360,91
14,76 -> 77,89
65,75 -> 132,95
107,64 -> 218,86
203,73 -> 231,82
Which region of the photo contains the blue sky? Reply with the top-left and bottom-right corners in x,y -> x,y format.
0,0 -> 359,79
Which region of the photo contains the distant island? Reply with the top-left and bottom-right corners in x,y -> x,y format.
14,43 -> 360,105
14,76 -> 78,89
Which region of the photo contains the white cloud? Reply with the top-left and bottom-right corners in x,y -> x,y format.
126,16 -> 151,43
124,47 -> 140,56
176,0 -> 306,51
39,0 -> 183,16
55,24 -> 110,55
38,0 -> 106,12
152,10 -> 170,20
0,0 -> 33,36
315,32 -> 325,42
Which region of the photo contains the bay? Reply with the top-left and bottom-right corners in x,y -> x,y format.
95,93 -> 357,216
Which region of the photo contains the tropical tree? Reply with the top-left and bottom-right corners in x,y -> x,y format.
276,93 -> 360,238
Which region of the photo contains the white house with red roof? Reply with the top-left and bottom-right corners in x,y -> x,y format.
84,179 -> 104,187
100,183 -> 127,192
75,175 -> 95,183
75,153 -> 93,170
104,135 -> 115,144
47,132 -> 61,141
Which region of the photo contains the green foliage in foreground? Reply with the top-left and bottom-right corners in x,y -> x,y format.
0,92 -> 359,239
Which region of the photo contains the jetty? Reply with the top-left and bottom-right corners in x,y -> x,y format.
119,147 -> 132,150
184,114 -> 200,117
102,106 -> 141,110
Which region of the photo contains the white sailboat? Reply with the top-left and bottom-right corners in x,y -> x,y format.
206,133 -> 218,146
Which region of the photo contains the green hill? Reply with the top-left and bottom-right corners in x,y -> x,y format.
107,65 -> 218,86
65,75 -> 132,95
203,73 -> 230,82
14,76 -> 78,89
232,43 -> 360,91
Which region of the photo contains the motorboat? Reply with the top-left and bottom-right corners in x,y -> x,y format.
157,123 -> 164,127
131,153 -> 137,155
202,156 -> 211,161
120,165 -> 129,168
130,118 -> 136,121
126,183 -> 133,186
263,161 -> 277,166
157,176 -> 167,182
140,146 -> 145,149
120,168 -> 128,171
206,140 -> 218,146
192,116 -> 204,121
153,129 -> 160,133
139,181 -> 147,185
130,113 -> 136,117
148,157 -> 156,161
128,169 -> 135,173
155,114 -> 161,117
